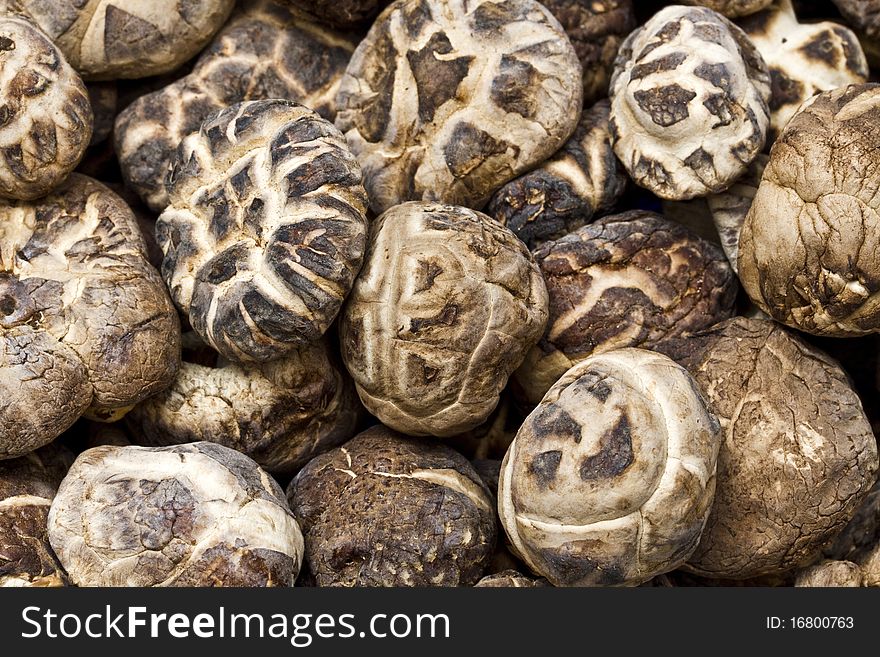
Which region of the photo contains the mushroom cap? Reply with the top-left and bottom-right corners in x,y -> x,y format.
287,425 -> 497,586
679,0 -> 773,17
126,336 -> 361,476
794,560 -> 864,587
157,99 -> 368,364
740,0 -> 868,140
0,174 -> 181,459
499,348 -> 721,587
2,0 -> 235,80
659,317 -> 879,578
47,442 -> 304,587
474,569 -> 547,587
340,201 -> 548,437
0,15 -> 92,200
113,0 -> 357,212
513,210 -> 737,405
334,0 -> 583,213
832,0 -> 880,39
739,84 -> 880,336
487,99 -> 627,249
609,5 -> 770,200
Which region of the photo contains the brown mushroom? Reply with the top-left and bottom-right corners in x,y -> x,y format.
0,174 -> 181,459
794,560 -> 864,587
474,570 -> 548,587
679,0 -> 773,17
47,442 -> 304,587
287,425 -> 497,587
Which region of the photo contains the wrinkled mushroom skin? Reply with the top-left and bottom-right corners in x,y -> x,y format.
340,202 -> 548,437
475,570 -> 547,587
609,6 -> 771,200
157,100 -> 368,364
540,0 -> 637,105
0,16 -> 92,200
126,337 -> 362,476
114,0 -> 357,212
794,560 -> 864,587
499,348 -> 721,587
679,0 -> 773,17
288,426 -> 497,587
0,444 -> 72,587
282,0 -> 386,27
0,174 -> 181,458
0,1 -> 234,80
47,443 -> 304,587
824,479 -> 880,563
487,100 -> 627,249
659,318 -> 879,579
513,210 -> 737,405
334,0 -> 583,214
740,0 -> 868,141
739,84 -> 880,336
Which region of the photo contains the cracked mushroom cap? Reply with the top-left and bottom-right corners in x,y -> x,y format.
334,0 -> 583,214
282,0 -> 386,27
658,317 -> 879,579
825,479 -> 880,564
0,15 -> 92,200
340,202 -> 548,437
0,174 -> 181,460
513,210 -> 737,406
126,335 -> 361,476
609,5 -> 771,200
157,99 -> 368,364
287,425 -> 497,587
487,99 -> 627,250
739,84 -> 880,336
114,0 -> 357,213
1,0 -> 235,80
540,0 -> 637,105
794,560 -> 864,587
740,0 -> 868,141
499,348 -> 722,587
678,0 -> 773,17
47,442 -> 304,587
0,444 -> 72,587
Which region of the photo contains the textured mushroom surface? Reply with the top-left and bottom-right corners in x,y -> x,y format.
740,0 -> 868,140
126,335 -> 361,475
659,317 -> 879,579
487,99 -> 626,249
158,99 -> 367,364
824,479 -> 880,564
833,0 -> 880,39
739,84 -> 880,336
540,0 -> 636,105
282,0 -> 385,27
287,425 -> 497,587
1,0 -> 235,80
334,0 -> 583,213
499,348 -> 721,587
0,445 -> 72,587
474,570 -> 547,587
114,0 -> 357,212
679,0 -> 773,17
513,210 -> 737,405
47,443 -> 304,587
340,202 -> 548,437
794,560 -> 864,587
0,16 -> 92,200
0,174 -> 180,459
609,5 -> 770,199
706,153 -> 767,274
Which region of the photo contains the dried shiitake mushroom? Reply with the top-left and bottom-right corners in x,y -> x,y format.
487,100 -> 627,249
86,81 -> 117,145
287,425 -> 497,587
540,0 -> 637,105
825,479 -> 880,564
48,442 -> 304,587
474,570 -> 547,587
282,0 -> 386,27
740,0 -> 868,141
659,317 -> 879,579
340,202 -> 548,437
0,444 -> 72,586
679,0 -> 773,17
739,84 -> 880,336
0,15 -> 92,200
334,0 -> 583,213
513,210 -> 737,405
1,0 -> 235,80
158,99 -> 367,364
794,560 -> 864,587
115,0 -> 357,212
126,334 -> 361,476
833,0 -> 880,41
0,174 -> 180,460
499,348 -> 721,587
609,5 -> 771,199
